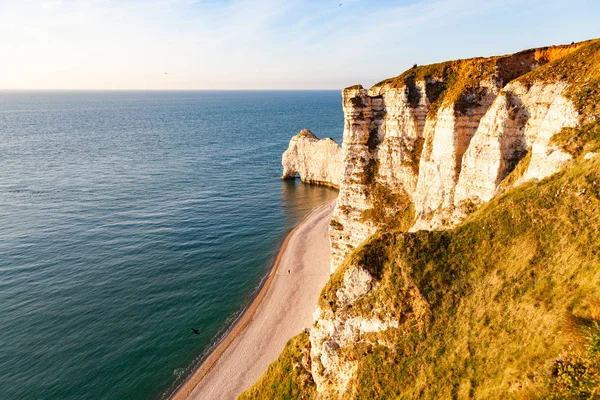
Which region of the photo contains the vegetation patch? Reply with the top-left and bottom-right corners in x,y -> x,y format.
497,149 -> 532,192
239,331 -> 316,400
533,42 -> 587,64
372,57 -> 500,117
296,129 -> 317,139
346,84 -> 364,90
404,76 -> 421,108
403,137 -> 425,175
456,198 -> 481,216
366,126 -> 380,151
551,121 -> 600,158
319,232 -> 396,312
360,183 -> 415,232
535,302 -> 600,399
455,86 -> 487,115
425,78 -> 446,106
360,158 -> 379,187
350,96 -> 365,108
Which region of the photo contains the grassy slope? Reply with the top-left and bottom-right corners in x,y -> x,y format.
329,155 -> 600,399
238,331 -> 316,400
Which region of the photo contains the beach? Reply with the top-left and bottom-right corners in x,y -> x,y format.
172,199 -> 336,400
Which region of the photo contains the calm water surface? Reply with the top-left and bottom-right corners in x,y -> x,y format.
0,91 -> 342,399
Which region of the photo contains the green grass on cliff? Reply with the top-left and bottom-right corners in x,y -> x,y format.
322,154 -> 600,399
238,331 -> 316,400
551,121 -> 600,158
496,149 -> 532,193
546,40 -> 600,158
360,183 -> 415,233
246,153 -> 600,399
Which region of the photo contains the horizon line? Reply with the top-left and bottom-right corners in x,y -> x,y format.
0,88 -> 348,92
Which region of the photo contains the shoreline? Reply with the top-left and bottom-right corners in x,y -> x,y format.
171,199 -> 336,400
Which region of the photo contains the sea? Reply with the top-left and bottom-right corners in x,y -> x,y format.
0,90 -> 342,399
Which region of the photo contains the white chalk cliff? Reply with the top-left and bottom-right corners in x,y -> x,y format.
278,40 -> 598,398
328,44 -> 584,273
281,129 -> 343,188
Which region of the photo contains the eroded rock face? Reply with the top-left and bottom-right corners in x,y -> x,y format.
310,266 -> 399,396
453,81 -> 578,215
309,259 -> 431,397
310,309 -> 398,396
281,129 -> 343,188
328,87 -> 382,270
328,48 -> 583,271
328,83 -> 430,271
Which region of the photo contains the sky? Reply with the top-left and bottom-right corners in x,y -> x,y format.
0,0 -> 598,90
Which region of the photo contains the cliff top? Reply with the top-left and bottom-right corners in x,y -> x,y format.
362,39 -> 598,117
370,40 -> 591,91
295,128 -> 318,139
291,129 -> 340,146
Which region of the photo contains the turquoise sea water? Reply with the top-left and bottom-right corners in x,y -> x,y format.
0,91 -> 341,399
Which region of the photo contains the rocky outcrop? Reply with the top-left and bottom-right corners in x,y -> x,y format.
309,266 -> 401,396
281,46 -> 585,272
281,129 -> 343,188
310,307 -> 399,396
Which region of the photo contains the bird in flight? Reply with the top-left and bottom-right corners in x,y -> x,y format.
339,3 -> 343,6
164,72 -> 168,75
191,328 -> 200,335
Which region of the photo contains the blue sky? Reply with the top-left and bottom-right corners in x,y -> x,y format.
0,0 -> 598,89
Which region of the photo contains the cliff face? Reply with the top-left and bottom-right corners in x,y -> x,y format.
329,42 -> 586,272
282,129 -> 343,188
311,39 -> 600,397
453,81 -> 577,208
245,39 -> 600,400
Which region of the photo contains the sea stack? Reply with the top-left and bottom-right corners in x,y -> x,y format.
281,129 -> 343,188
